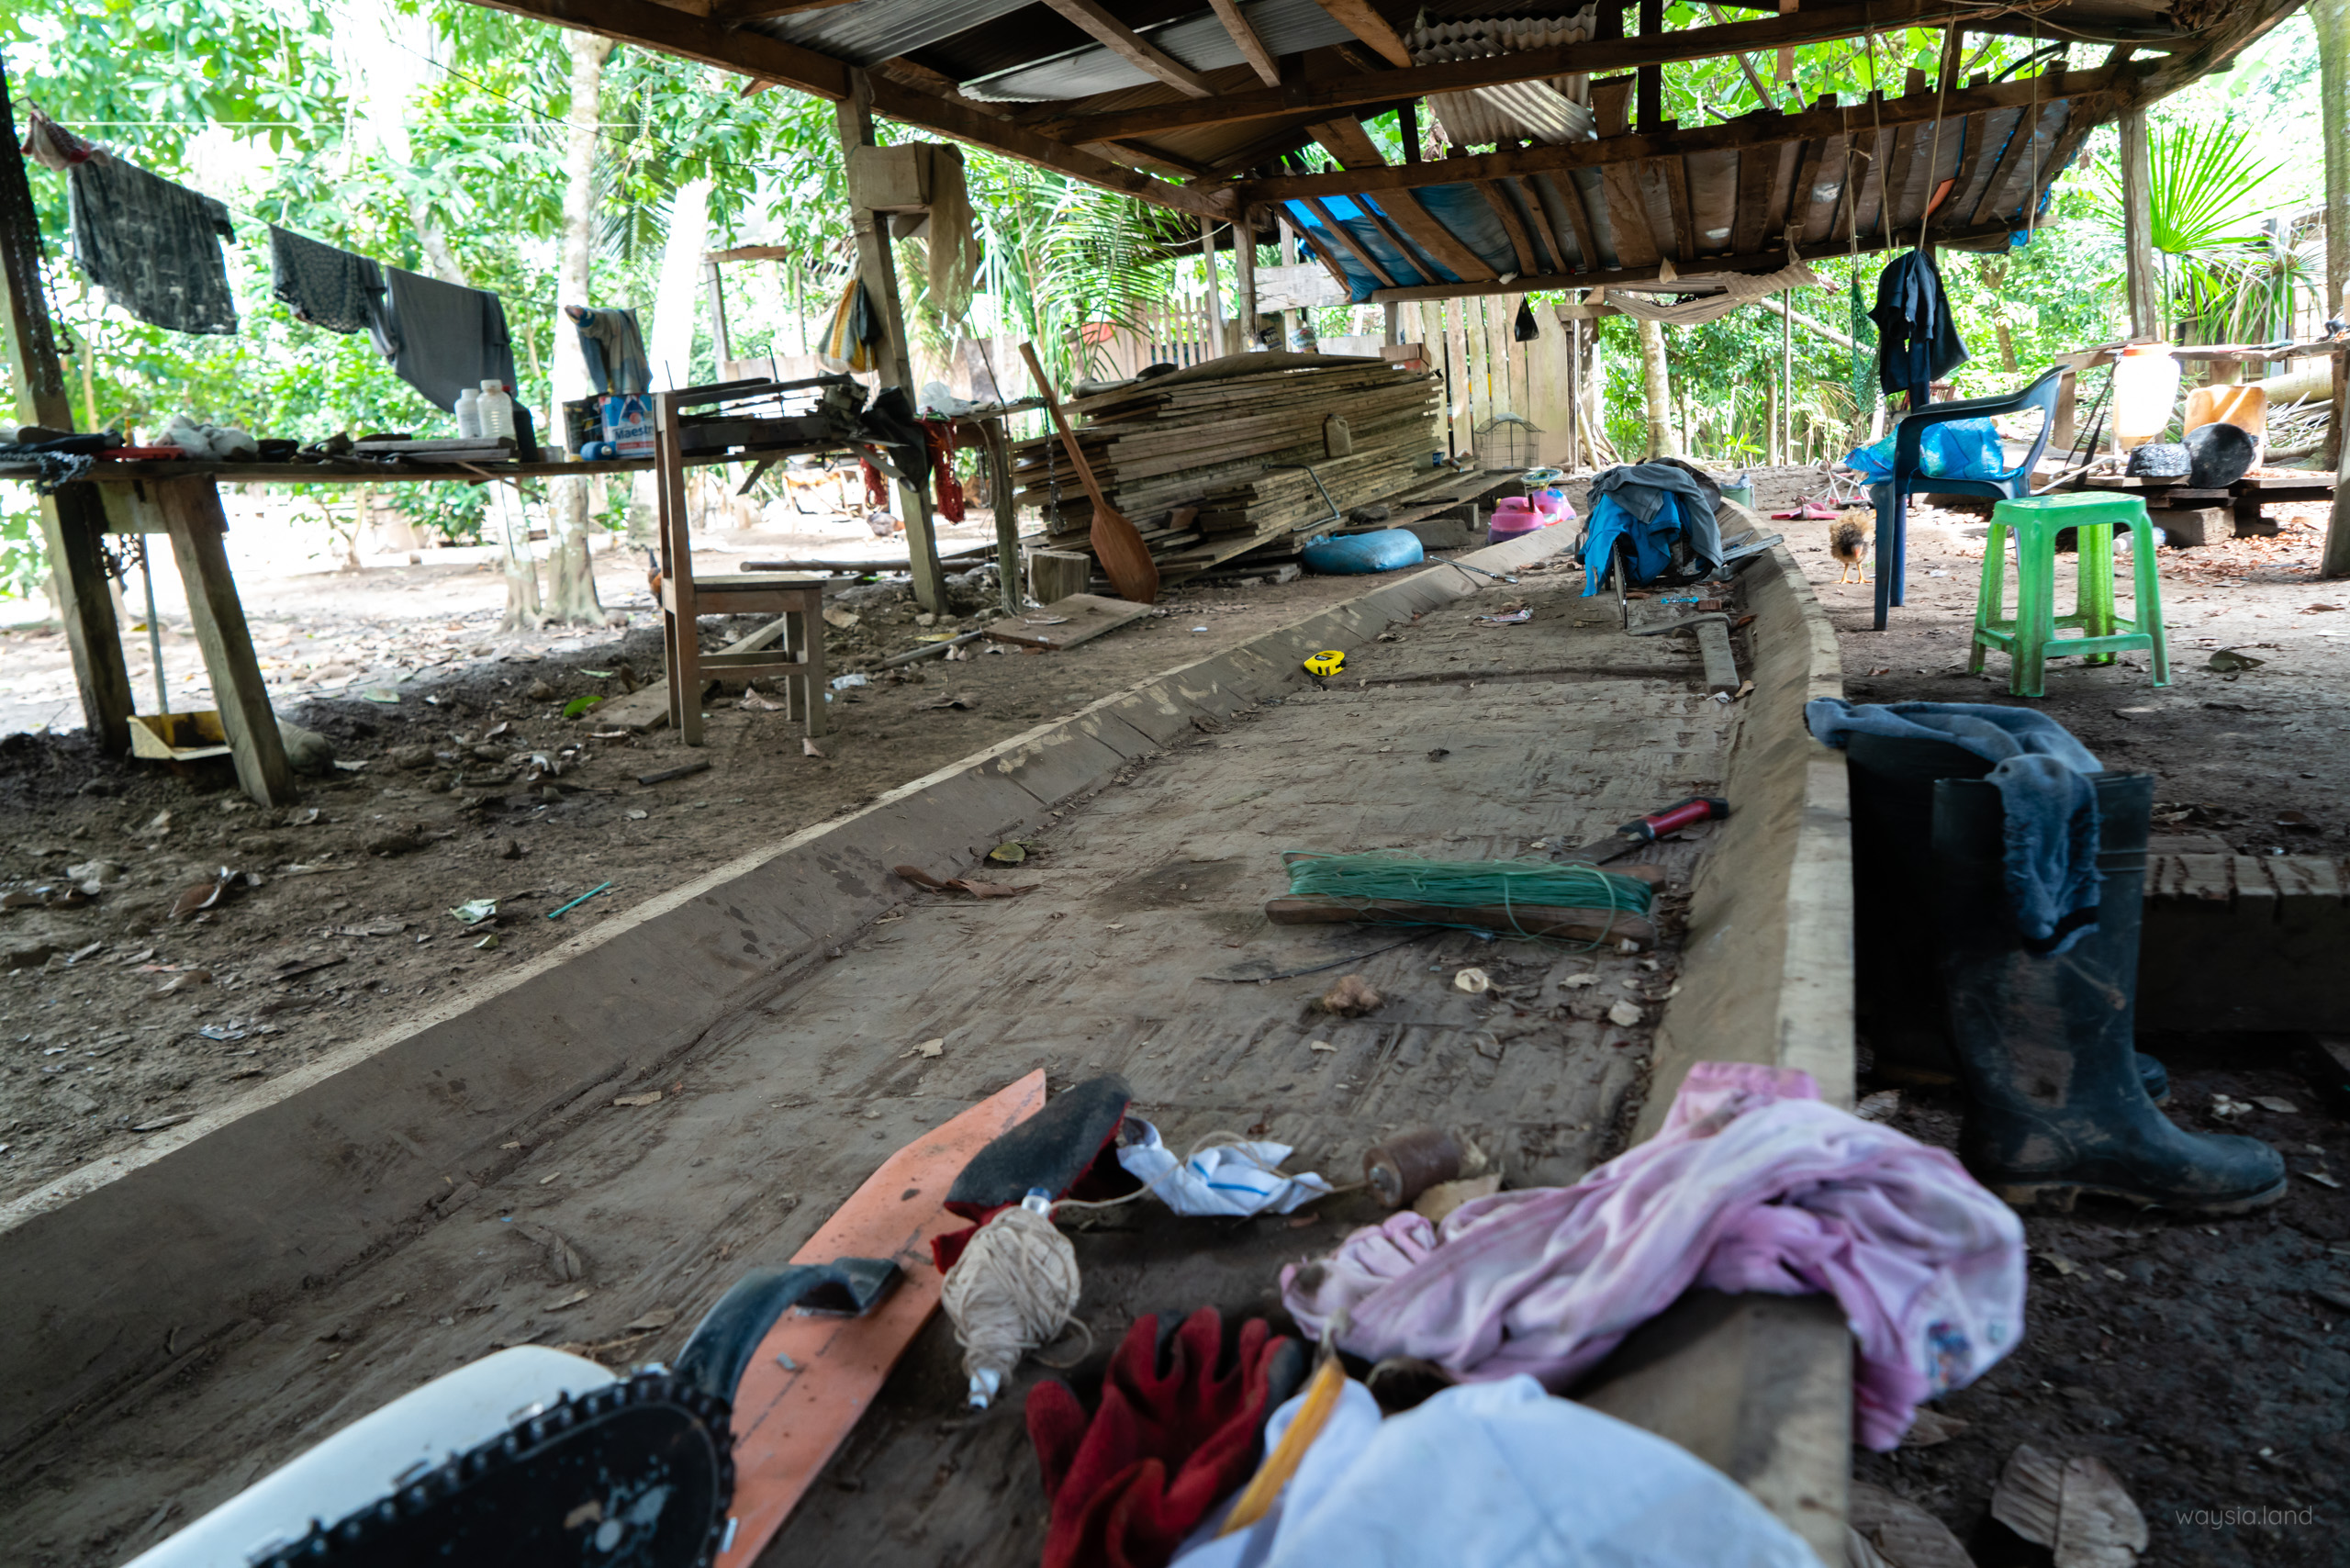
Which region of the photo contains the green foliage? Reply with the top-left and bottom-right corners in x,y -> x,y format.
0,500 -> 44,602
389,479 -> 490,545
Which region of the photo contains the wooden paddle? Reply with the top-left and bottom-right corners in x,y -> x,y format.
1018,342 -> 1159,605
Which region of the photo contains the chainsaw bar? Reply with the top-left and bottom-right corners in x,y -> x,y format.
254,1370 -> 733,1568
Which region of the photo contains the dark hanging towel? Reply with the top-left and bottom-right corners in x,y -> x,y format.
1869,249 -> 1967,407
368,266 -> 519,413
66,154 -> 238,335
269,227 -> 386,335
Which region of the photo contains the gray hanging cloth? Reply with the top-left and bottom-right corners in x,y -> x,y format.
269,227 -> 386,335
369,266 -> 519,413
66,154 -> 238,335
572,308 -> 650,395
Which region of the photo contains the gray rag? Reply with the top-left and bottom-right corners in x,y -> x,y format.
1588,461 -> 1725,560
67,156 -> 237,335
1806,699 -> 2105,953
268,227 -> 385,335
573,308 -> 650,396
368,266 -> 519,414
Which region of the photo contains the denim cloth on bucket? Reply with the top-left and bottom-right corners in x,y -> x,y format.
1579,461 -> 1727,594
368,267 -> 518,414
67,155 -> 238,335
1280,1062 -> 2025,1451
268,227 -> 384,335
572,308 -> 650,396
1807,697 -> 2106,952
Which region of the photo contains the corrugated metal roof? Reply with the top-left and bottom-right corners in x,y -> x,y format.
960,0 -> 1356,101
1410,14 -> 1596,147
750,0 -> 1035,70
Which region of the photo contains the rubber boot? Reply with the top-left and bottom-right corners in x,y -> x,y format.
1848,732 -> 2170,1103
1931,772 -> 2283,1213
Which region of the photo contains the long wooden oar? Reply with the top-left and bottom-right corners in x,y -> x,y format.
1018,342 -> 1159,605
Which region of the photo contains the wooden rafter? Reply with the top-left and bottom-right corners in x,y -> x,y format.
1305,0 -> 1414,68
1279,209 -> 1354,294
1501,176 -> 1563,274
1038,0 -> 1214,98
1304,117 -> 1497,284
1728,129 -> 1785,254
1659,155 -> 1695,261
1544,171 -> 1602,271
1231,66 -> 2126,205
1206,0 -> 1282,86
1301,196 -> 1401,286
1967,97 -> 2068,227
1474,178 -> 1540,274
1036,0 -> 2011,143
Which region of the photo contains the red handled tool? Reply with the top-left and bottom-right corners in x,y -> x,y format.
1560,796 -> 1729,865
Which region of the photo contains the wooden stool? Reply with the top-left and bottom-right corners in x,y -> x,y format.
655,390 -> 829,745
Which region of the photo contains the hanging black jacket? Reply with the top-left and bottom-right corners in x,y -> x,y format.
1870,249 -> 1968,401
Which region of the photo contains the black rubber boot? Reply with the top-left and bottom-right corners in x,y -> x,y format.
1931,772 -> 2284,1214
1848,732 -> 2170,1103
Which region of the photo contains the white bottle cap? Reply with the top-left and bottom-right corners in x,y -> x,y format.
482,378 -> 503,392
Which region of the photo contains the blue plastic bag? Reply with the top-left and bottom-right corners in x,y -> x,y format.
1302,529 -> 1426,575
1844,417 -> 2005,484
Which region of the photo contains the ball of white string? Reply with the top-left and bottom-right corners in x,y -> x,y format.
942,1202 -> 1081,1407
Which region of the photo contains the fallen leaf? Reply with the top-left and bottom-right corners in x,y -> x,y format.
909,1037 -> 945,1059
740,689 -> 790,713
610,1091 -> 663,1107
948,878 -> 1034,899
1992,1445 -> 2147,1568
1453,967 -> 1491,994
538,1170 -> 563,1185
1308,1039 -> 1337,1053
543,1287 -> 594,1312
2208,648 -> 2266,672
986,842 -> 1027,865
2250,1095 -> 2299,1114
625,809 -> 648,821
130,1114 -> 194,1133
1855,1089 -> 1902,1123
1559,973 -> 1600,989
801,737 -> 825,757
1606,1000 -> 1642,1027
621,1307 -> 676,1333
2042,1251 -> 2085,1278
2303,1170 -> 2343,1189
1900,1409 -> 1969,1448
1848,1481 -> 1975,1567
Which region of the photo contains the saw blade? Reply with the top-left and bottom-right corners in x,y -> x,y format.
255,1370 -> 732,1568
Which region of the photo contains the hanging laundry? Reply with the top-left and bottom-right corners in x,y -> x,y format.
65,152 -> 238,336
1281,1061 -> 2025,1450
1870,249 -> 1967,406
23,109 -> 99,171
569,306 -> 650,396
267,227 -> 385,336
1806,699 -> 2106,953
1172,1376 -> 1817,1568
912,144 -> 980,319
368,267 -> 519,414
821,278 -> 881,373
1026,1307 -> 1305,1568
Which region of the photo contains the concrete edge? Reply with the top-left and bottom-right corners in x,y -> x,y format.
1581,540 -> 1854,1563
0,529 -> 1572,1458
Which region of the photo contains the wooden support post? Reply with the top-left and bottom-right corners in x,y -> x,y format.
1382,300 -> 1401,345
1566,315 -> 1582,468
1200,218 -> 1227,353
152,478 -> 295,805
1399,101 -> 1423,163
0,58 -> 135,755
1235,206 -> 1259,347
835,69 -> 946,614
1638,0 -> 1665,134
2118,107 -> 2161,341
980,418 -> 1021,615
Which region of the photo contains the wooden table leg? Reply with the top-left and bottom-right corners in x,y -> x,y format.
154,476 -> 295,806
982,418 -> 1020,616
802,590 -> 828,738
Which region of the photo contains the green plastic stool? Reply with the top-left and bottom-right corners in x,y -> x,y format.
1969,491 -> 2169,699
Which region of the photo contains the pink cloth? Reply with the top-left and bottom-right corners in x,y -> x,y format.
1280,1062 -> 2025,1449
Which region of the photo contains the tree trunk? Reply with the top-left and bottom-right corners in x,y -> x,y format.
543,29 -> 615,627
1639,317 -> 1679,457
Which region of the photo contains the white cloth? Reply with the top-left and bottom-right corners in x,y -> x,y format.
1561,260 -> 1821,328
1173,1375 -> 1818,1568
1115,1118 -> 1332,1217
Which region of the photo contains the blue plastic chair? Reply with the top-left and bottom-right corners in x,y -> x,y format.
1874,366 -> 2066,631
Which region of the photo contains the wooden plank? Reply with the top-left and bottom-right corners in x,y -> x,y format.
982,592 -> 1154,650
151,478 -> 295,807
0,61 -> 136,756
1503,175 -> 1565,274
1659,154 -> 1695,262
1207,0 -> 1282,85
1546,172 -> 1604,272
1968,91 -> 2069,228
1639,0 -> 1665,131
1039,0 -> 1214,97
1042,0 -> 2063,142
1304,0 -> 1415,67
1377,187 -> 1502,283
1945,107 -> 2006,225
1302,196 -> 1403,287
1231,65 -> 2128,204
1280,210 -> 1356,295
1729,131 -> 1785,254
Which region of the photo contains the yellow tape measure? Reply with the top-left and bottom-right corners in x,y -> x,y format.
1303,650 -> 1345,678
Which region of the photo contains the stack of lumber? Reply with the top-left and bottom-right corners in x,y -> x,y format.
1010,355 -> 1442,580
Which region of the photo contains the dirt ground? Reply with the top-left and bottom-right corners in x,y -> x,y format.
0,545 -> 1372,1204
1733,464 -> 2350,1566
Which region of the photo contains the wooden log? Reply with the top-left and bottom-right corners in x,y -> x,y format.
1265,896 -> 1656,948
1028,549 -> 1094,602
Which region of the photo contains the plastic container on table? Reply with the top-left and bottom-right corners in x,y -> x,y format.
2110,343 -> 2181,451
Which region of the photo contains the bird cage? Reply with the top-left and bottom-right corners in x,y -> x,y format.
1472,413 -> 1543,469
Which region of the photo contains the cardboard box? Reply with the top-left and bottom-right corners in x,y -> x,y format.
601,394 -> 655,459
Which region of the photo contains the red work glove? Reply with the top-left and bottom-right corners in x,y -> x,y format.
1024,1307 -> 1304,1568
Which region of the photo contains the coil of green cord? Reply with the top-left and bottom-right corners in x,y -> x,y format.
1281,852 -> 1654,943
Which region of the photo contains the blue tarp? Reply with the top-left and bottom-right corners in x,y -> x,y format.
1281,185 -> 1519,303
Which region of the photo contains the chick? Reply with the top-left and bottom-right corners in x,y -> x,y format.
1830,510 -> 1871,585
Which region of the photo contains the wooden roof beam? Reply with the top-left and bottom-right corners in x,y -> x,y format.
706,0 -> 854,24
1232,65 -> 2128,205
1038,0 -> 1215,98
1207,0 -> 1284,86
1036,0 -> 1998,142
1305,0 -> 1415,69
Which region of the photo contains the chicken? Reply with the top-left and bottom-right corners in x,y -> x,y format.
1830,510 -> 1871,585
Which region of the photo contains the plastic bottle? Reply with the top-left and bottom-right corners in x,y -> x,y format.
2110,343 -> 2181,452
477,379 -> 516,442
453,386 -> 483,440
